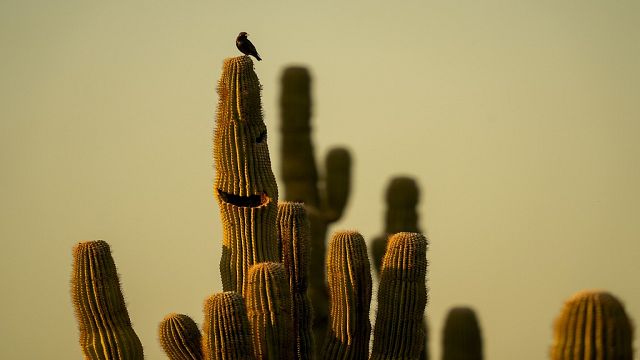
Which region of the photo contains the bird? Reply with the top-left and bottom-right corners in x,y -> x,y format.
236,32 -> 262,61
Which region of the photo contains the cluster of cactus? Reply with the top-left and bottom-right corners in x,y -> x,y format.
279,66 -> 352,348
69,56 -> 636,360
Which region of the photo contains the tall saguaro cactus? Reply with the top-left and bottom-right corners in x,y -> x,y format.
550,290 -> 634,360
280,65 -> 352,350
71,240 -> 144,360
214,56 -> 280,295
441,307 -> 483,360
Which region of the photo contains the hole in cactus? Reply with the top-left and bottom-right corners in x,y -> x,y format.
256,130 -> 267,143
217,189 -> 269,208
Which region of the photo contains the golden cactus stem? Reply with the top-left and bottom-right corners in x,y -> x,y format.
279,66 -> 353,352
370,232 -> 428,360
245,262 -> 294,360
550,290 -> 634,360
277,202 -> 314,358
214,56 -> 279,295
441,307 -> 483,360
202,292 -> 255,360
70,240 -> 144,360
322,231 -> 372,360
159,313 -> 203,360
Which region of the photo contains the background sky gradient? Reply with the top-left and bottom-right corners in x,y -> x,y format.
2,1 -> 639,358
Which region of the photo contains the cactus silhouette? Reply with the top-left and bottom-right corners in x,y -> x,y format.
371,232 -> 428,359
214,56 -> 280,295
158,313 -> 203,360
279,66 -> 352,348
550,290 -> 634,360
322,231 -> 372,359
70,240 -> 143,360
277,202 -> 314,358
441,307 -> 483,360
202,292 -> 254,360
245,262 -> 294,359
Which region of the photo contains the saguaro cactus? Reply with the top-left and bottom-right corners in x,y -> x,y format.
371,232 -> 428,360
550,290 -> 634,360
70,240 -> 144,360
441,307 -> 483,360
280,65 -> 352,351
158,313 -> 203,360
322,231 -> 372,359
214,56 -> 280,295
202,292 -> 255,360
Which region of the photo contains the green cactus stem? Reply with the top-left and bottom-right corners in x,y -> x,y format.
550,290 -> 634,360
245,262 -> 294,360
279,65 -> 352,352
371,232 -> 428,360
214,56 -> 279,295
441,307 -> 483,360
322,231 -> 372,359
202,292 -> 255,360
277,202 -> 314,358
70,240 -> 144,360
158,313 -> 203,360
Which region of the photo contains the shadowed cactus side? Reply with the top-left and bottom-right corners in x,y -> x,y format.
245,262 -> 294,360
158,313 -> 203,360
550,290 -> 634,360
280,66 -> 352,349
202,292 -> 255,360
71,240 -> 143,360
441,307 -> 483,360
371,232 -> 428,360
322,231 -> 372,359
214,56 -> 280,295
277,202 -> 314,358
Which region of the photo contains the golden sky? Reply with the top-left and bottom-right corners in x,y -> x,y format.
1,1 -> 639,358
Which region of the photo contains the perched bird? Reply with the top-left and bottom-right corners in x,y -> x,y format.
236,32 -> 262,61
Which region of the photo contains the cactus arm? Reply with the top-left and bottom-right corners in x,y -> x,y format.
70,240 -> 144,360
202,292 -> 255,360
441,307 -> 483,360
322,148 -> 351,222
370,232 -> 428,360
158,313 -> 203,360
322,231 -> 372,360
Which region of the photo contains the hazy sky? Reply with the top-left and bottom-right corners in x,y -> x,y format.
2,1 -> 639,359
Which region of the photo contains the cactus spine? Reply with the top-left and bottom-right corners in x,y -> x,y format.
214,56 -> 279,295
245,262 -> 294,359
280,65 -> 352,352
550,290 -> 633,360
277,202 -> 314,358
70,240 -> 143,360
158,313 -> 203,360
371,232 -> 428,360
441,307 -> 483,360
202,292 -> 255,360
322,231 -> 372,359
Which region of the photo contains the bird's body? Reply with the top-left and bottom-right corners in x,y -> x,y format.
236,32 -> 262,61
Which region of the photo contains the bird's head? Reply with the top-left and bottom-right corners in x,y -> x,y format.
238,32 -> 248,38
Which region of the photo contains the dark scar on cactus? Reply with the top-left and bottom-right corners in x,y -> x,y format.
217,189 -> 270,207
256,130 -> 267,143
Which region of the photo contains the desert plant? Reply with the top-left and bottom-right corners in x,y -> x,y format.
550,290 -> 633,360
441,307 -> 483,360
201,292 -> 255,360
279,66 -> 352,348
158,313 -> 203,360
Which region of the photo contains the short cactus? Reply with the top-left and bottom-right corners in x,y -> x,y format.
214,56 -> 280,295
70,240 -> 143,360
158,313 -> 203,360
280,65 -> 353,352
322,231 -> 372,359
245,262 -> 294,359
550,290 -> 634,360
371,232 -> 428,360
277,202 -> 314,358
441,307 -> 483,360
202,292 -> 255,360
